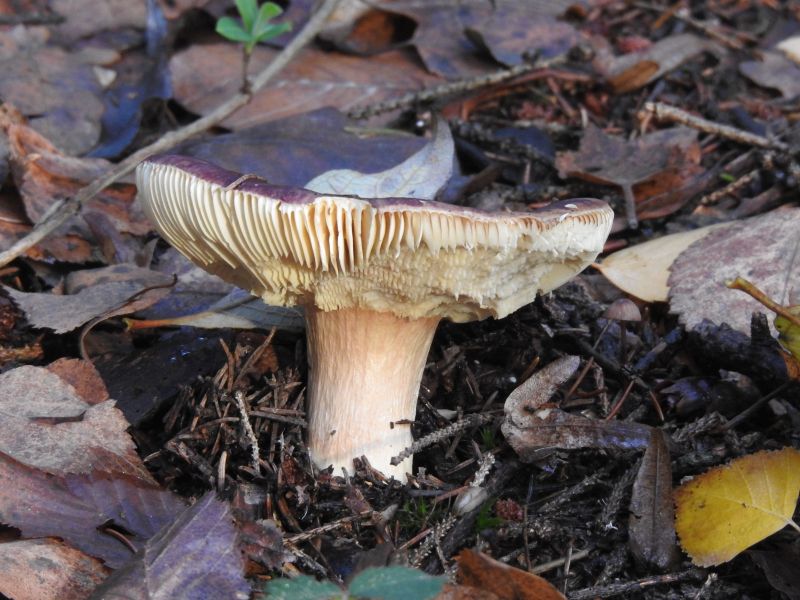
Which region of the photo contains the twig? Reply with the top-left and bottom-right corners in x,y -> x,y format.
285,513 -> 371,544
568,569 -> 706,600
0,0 -> 343,268
389,413 -> 495,466
699,167 -> 760,206
0,12 -> 64,25
641,102 -> 789,152
348,58 -> 565,120
233,390 -> 261,476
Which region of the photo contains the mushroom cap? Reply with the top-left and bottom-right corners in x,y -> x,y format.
137,155 -> 614,322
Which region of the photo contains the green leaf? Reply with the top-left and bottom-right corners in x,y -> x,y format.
215,17 -> 253,43
257,1 -> 283,22
266,576 -> 342,600
235,0 -> 258,31
348,567 -> 446,600
255,22 -> 292,42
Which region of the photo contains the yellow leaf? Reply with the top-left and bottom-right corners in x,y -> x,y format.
594,225 -> 722,302
674,448 -> 800,567
776,305 -> 800,361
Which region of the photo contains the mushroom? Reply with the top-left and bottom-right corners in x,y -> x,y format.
136,155 -> 614,478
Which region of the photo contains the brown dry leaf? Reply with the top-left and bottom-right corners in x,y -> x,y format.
4,116 -> 149,234
465,9 -> 580,67
0,27 -> 108,154
46,358 -> 110,405
0,365 -> 151,480
454,549 -> 565,600
6,265 -> 173,334
170,43 -> 441,130
594,33 -> 716,94
594,225 -> 723,302
628,430 -> 678,571
740,52 -> 800,99
177,108 -> 427,188
0,538 -> 108,600
556,125 -> 701,228
669,207 -> 800,336
0,455 -> 186,568
502,356 -> 651,460
675,448 -> 800,567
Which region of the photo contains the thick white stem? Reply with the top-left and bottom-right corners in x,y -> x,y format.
305,307 -> 439,479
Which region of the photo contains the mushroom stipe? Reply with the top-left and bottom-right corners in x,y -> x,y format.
137,154 -> 613,478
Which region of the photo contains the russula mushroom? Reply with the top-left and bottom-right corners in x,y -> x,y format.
136,155 -> 613,478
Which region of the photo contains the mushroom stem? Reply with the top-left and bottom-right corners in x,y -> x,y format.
305,306 -> 439,478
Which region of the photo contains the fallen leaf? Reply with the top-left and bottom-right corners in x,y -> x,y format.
740,52 -> 800,99
594,225 -> 722,302
466,10 -> 580,67
455,549 -> 565,600
127,287 -> 305,332
0,455 -> 186,568
4,117 -> 149,233
91,493 -> 249,599
674,447 -> 800,567
669,208 -> 800,337
0,538 -> 108,600
306,115 -> 454,199
628,430 -> 678,571
749,544 -> 800,600
170,43 -> 440,130
46,358 -> 110,405
6,265 -> 173,334
594,33 -> 716,94
0,27 -> 107,154
0,365 -> 150,479
502,356 -> 652,459
556,125 -> 701,228
176,107 -> 427,187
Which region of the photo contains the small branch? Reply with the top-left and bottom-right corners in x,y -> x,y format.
0,0 -> 342,268
389,413 -> 494,466
347,58 -> 565,120
641,102 -> 789,152
233,390 -> 261,475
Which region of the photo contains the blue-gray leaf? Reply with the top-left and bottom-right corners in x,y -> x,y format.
348,567 -> 446,600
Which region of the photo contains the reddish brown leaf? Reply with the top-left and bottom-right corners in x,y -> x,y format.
0,539 -> 108,600
4,118 -> 149,234
455,549 -> 565,600
46,358 -> 110,406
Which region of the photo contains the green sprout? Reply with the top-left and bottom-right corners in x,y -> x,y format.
216,0 -> 291,54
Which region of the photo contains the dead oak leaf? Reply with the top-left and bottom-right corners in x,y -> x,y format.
556,125 -> 700,228
675,448 -> 800,567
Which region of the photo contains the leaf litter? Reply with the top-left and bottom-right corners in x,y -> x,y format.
1,0 -> 800,598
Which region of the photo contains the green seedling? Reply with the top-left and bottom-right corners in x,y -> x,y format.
216,0 -> 291,54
